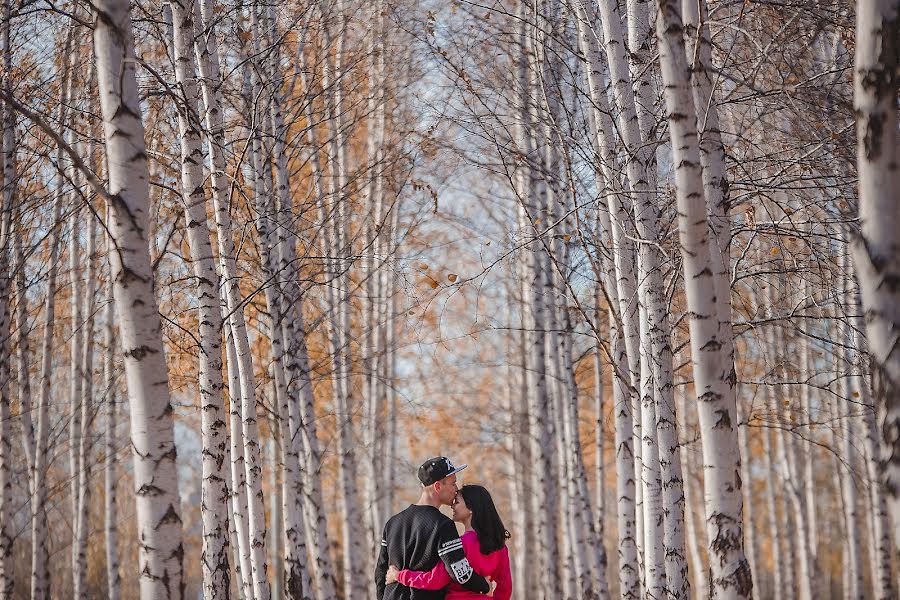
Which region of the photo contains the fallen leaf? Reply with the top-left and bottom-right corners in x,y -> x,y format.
448,273 -> 458,282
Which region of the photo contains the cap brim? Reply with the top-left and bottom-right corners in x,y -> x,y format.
447,464 -> 467,477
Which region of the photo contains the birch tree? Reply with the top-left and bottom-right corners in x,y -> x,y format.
654,0 -> 752,596
104,228 -> 121,600
850,0 -> 900,549
0,2 -> 12,590
93,0 -> 184,594
169,0 -> 232,594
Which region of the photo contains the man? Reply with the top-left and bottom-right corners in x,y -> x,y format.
376,457 -> 492,599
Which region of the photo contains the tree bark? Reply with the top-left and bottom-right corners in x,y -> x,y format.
169,0 -> 232,594
92,0 -> 185,594
104,217 -> 121,600
654,0 -> 752,596
27,38 -> 73,595
849,0 -> 900,551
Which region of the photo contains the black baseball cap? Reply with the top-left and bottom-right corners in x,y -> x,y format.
417,456 -> 468,487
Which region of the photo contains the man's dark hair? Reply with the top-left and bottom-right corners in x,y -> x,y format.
459,484 -> 510,555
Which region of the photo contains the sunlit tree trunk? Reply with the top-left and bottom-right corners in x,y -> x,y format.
77,200 -> 97,600
736,400 -> 759,598
654,0 -> 751,596
594,326 -> 605,531
0,58 -> 11,600
248,11 -> 316,593
92,0 -> 184,593
763,281 -> 808,600
798,293 -> 819,599
639,306 -> 666,599
361,0 -> 388,564
761,377 -> 783,600
103,219 -> 121,600
587,0 -> 688,591
574,7 -> 642,594
846,267 -> 895,600
677,387 -> 707,599
192,3 -> 255,595
69,205 -> 86,599
292,29 -> 342,598
319,2 -> 366,593
170,0 -> 232,594
27,39 -> 72,595
513,14 -> 538,595
837,260 -> 863,600
224,321 -> 253,599
849,0 -> 900,552
517,13 -> 559,592
240,53 -> 272,600
0,4 -> 18,594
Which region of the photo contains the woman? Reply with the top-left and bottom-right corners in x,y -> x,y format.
385,484 -> 512,600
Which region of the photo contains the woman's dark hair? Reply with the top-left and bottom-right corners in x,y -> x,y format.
459,484 -> 511,555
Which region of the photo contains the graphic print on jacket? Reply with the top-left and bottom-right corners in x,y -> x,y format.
375,505 -> 490,599
397,530 -> 512,600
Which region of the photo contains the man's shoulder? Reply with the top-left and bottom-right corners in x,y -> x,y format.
388,504 -> 447,524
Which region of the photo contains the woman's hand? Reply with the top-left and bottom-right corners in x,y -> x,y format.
486,576 -> 497,597
386,565 -> 400,585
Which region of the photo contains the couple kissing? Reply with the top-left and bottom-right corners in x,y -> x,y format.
375,457 -> 513,600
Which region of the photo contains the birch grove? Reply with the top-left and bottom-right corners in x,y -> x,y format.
0,0 -> 896,598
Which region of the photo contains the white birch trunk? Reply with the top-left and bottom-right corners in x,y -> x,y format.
361,0 -> 388,561
837,375 -> 862,600
736,401 -> 759,598
291,29 -> 342,598
763,282 -> 809,600
0,78 -> 11,600
191,2 -> 258,594
320,2 -> 366,591
225,321 -> 253,599
761,382 -> 783,600
169,1 -> 232,594
0,5 -> 17,594
838,262 -> 863,600
518,19 -> 560,585
69,206 -> 86,599
847,265 -> 895,600
860,372 -> 895,600
609,304 -> 639,600
558,263 -> 608,600
639,310 -> 666,599
654,0 -> 751,596
849,0 -> 900,552
677,388 -> 707,600
247,16 -> 316,591
680,0 -> 732,344
104,222 -> 121,600
92,0 -> 184,593
595,333 -> 605,531
513,16 -> 539,595
77,201 -> 97,600
574,10 -> 644,594
241,59 -> 272,600
29,47 -> 71,593
589,0 -> 689,587
270,435 -> 283,600
798,299 -> 819,598
384,249 -> 399,514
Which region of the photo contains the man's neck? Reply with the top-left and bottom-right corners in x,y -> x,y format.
416,490 -> 442,509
